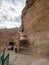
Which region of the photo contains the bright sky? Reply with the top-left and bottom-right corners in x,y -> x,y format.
0,0 -> 26,29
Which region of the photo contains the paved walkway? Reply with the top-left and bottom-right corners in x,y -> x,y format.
9,51 -> 49,65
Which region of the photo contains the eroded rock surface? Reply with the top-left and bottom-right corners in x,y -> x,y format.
22,0 -> 49,57
0,28 -> 19,51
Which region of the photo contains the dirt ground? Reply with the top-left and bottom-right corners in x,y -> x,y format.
9,50 -> 49,65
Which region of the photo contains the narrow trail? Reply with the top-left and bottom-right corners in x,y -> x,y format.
9,51 -> 49,65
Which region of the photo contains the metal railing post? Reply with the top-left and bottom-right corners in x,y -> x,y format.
7,54 -> 9,65
2,50 -> 4,65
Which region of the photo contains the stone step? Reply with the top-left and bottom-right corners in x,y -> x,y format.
20,47 -> 32,55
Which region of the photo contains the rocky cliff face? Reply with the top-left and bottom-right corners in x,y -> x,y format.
22,0 -> 49,57
0,28 -> 19,51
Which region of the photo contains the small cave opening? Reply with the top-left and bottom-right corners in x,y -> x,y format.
19,38 -> 29,52
8,42 -> 15,50
20,40 -> 29,47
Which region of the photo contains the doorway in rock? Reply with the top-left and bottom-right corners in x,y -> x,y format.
8,42 -> 15,50
20,40 -> 28,47
20,39 -> 29,52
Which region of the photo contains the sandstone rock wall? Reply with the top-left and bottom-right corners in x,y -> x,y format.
0,28 -> 19,51
22,0 -> 49,57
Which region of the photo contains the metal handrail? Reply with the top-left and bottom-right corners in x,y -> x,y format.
0,50 -> 9,65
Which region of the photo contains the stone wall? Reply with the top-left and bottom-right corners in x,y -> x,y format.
22,0 -> 49,57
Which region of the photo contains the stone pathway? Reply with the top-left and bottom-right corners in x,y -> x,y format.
9,51 -> 49,65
